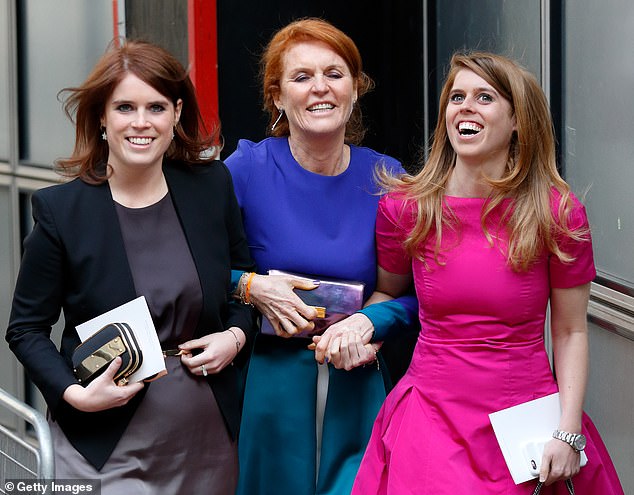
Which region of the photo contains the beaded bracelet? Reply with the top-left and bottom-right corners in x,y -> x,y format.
236,272 -> 255,306
244,272 -> 256,305
363,345 -> 381,372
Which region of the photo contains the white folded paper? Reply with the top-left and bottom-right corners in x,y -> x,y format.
76,296 -> 166,383
489,392 -> 588,484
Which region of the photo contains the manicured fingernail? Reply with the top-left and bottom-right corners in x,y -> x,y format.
312,280 -> 321,286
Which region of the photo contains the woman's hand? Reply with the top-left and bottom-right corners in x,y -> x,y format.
310,313 -> 380,370
179,329 -> 246,376
249,274 -> 319,337
539,438 -> 582,485
62,357 -> 145,412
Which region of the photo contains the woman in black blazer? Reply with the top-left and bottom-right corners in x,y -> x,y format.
6,40 -> 255,494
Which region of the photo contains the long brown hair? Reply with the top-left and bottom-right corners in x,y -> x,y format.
260,17 -> 373,145
56,39 -> 218,183
383,51 -> 587,271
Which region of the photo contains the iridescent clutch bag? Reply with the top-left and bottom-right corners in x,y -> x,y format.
260,270 -> 365,338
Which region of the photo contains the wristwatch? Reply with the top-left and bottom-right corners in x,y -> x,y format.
552,430 -> 587,452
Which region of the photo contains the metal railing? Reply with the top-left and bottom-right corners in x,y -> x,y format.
0,387 -> 54,489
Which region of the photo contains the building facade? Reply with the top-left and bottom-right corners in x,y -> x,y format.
1,0 -> 632,490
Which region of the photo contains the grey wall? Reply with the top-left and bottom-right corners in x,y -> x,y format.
563,0 -> 634,489
586,323 -> 634,488
563,1 -> 634,287
18,0 -> 112,167
0,3 -> 9,160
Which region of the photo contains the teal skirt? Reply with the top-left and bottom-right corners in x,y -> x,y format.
237,335 -> 388,495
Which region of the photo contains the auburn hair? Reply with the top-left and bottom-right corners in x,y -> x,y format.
260,17 -> 373,145
56,39 -> 218,183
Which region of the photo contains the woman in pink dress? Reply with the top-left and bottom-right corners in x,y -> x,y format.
352,52 -> 624,494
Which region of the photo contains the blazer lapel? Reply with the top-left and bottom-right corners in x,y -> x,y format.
163,163 -> 220,335
84,182 -> 138,309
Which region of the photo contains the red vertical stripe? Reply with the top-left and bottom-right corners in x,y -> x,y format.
112,0 -> 119,42
188,0 -> 219,140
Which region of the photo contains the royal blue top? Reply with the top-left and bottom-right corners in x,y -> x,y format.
226,137 -> 416,340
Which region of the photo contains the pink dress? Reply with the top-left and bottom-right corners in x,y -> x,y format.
352,193 -> 624,494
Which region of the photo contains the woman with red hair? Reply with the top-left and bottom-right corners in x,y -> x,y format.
6,40 -> 255,494
226,18 -> 418,495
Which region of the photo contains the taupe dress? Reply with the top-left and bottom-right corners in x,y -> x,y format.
51,193 -> 237,494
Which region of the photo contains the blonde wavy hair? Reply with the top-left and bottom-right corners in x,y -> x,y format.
381,51 -> 587,272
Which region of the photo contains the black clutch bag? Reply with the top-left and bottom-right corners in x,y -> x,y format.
72,322 -> 143,386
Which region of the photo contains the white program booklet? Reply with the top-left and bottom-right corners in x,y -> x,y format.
75,296 -> 166,383
489,392 -> 588,484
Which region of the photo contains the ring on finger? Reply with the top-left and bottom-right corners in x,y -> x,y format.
201,364 -> 208,377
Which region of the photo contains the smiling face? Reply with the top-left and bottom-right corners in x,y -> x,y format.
274,40 -> 357,142
445,69 -> 516,169
101,73 -> 182,173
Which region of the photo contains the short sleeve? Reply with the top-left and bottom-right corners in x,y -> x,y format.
549,193 -> 596,288
376,194 -> 413,275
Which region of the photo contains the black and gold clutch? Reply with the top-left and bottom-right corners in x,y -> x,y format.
72,322 -> 143,386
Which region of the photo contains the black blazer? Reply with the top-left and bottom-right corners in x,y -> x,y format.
6,159 -> 256,470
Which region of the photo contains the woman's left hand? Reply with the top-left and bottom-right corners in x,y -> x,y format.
310,313 -> 380,370
179,329 -> 244,376
538,438 -> 582,485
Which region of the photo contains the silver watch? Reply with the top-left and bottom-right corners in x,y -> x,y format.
552,429 -> 587,452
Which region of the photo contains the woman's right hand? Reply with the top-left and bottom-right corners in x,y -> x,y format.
311,313 -> 379,369
249,274 -> 319,337
62,357 -> 144,412
538,438 -> 582,485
